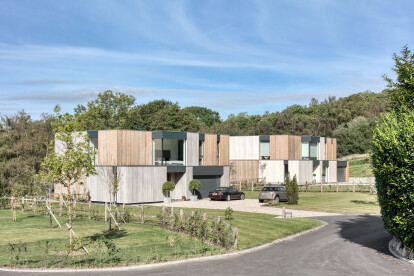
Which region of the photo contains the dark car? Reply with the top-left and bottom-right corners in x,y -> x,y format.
209,187 -> 245,201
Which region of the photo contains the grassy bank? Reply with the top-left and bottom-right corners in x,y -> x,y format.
244,191 -> 380,214
339,154 -> 373,177
0,207 -> 321,268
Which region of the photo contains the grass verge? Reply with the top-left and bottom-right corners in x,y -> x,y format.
0,208 -> 321,268
244,191 -> 380,214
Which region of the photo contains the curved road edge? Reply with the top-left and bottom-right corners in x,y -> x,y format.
0,219 -> 328,274
389,240 -> 414,265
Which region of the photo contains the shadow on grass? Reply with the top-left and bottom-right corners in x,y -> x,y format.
350,200 -> 377,205
336,215 -> 392,256
88,229 -> 128,241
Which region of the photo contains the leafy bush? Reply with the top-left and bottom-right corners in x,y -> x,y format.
371,108 -> 414,249
162,181 -> 175,197
285,174 -> 299,205
224,207 -> 234,220
189,179 -> 202,195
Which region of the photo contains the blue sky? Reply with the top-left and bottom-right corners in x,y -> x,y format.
0,0 -> 413,119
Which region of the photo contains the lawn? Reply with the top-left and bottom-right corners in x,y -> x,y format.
244,191 -> 380,214
339,154 -> 374,177
0,207 -> 321,268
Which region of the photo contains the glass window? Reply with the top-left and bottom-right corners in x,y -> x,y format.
260,142 -> 270,160
309,142 -> 318,160
199,140 -> 204,165
302,142 -> 310,160
89,138 -> 98,166
163,139 -> 186,166
153,139 -> 162,165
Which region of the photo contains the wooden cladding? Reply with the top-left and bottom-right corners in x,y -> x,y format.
325,138 -> 337,160
219,135 -> 230,166
98,130 -> 153,166
230,160 -> 259,182
269,135 -> 301,160
204,134 -> 218,166
345,161 -> 349,182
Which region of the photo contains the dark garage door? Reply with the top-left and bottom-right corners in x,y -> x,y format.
194,175 -> 220,199
337,167 -> 346,182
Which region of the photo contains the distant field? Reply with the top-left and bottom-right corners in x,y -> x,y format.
339,154 -> 373,177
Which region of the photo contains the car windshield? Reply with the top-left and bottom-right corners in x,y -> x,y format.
262,187 -> 277,191
216,187 -> 229,192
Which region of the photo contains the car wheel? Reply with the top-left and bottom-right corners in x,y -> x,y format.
226,195 -> 231,201
240,194 -> 245,200
274,196 -> 280,203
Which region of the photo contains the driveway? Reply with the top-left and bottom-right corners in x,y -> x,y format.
2,215 -> 413,275
151,198 -> 340,217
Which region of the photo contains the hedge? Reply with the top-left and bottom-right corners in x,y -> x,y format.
371,109 -> 414,249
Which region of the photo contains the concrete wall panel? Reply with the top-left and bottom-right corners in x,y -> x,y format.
229,136 -> 260,160
186,133 -> 199,166
259,160 -> 285,184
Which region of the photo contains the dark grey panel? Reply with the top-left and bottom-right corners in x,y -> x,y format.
152,131 -> 187,140
217,135 -> 220,142
284,160 -> 289,165
313,160 -> 321,165
260,135 -> 270,142
193,166 -> 223,176
301,136 -> 320,143
87,130 -> 98,139
337,161 -> 348,167
337,167 -> 346,182
167,166 -> 186,173
199,133 -> 205,141
323,161 -> 330,167
193,175 -> 220,199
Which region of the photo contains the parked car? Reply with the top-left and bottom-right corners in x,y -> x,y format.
258,185 -> 287,203
209,187 -> 245,201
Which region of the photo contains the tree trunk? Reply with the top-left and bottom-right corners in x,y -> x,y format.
67,188 -> 73,249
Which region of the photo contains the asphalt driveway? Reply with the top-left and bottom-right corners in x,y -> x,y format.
2,215 -> 413,276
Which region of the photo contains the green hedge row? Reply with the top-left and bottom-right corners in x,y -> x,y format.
371,109 -> 414,249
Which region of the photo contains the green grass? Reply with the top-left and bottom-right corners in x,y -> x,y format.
339,154 -> 374,177
0,207 -> 321,268
245,191 -> 380,214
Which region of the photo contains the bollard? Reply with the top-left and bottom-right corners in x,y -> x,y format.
282,207 -> 286,218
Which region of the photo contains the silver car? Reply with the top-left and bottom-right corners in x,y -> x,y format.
258,186 -> 288,203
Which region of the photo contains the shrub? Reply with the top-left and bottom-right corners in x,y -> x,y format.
189,179 -> 202,195
371,108 -> 414,249
162,181 -> 175,197
224,207 -> 234,220
285,174 -> 299,205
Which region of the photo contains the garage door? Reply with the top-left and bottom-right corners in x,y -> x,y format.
337,167 -> 346,182
193,175 -> 220,199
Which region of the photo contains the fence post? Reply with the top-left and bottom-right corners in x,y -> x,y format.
239,181 -> 242,191
123,203 -> 126,217
217,216 -> 221,224
179,209 -> 184,223
305,181 -> 308,192
282,207 -> 286,218
191,211 -> 194,217
21,197 -> 25,212
233,227 -> 238,250
162,206 -> 166,225
88,201 -> 92,220
353,181 -> 355,193
320,183 -> 323,193
336,182 -> 339,193
45,198 -> 48,215
34,198 -> 37,214
10,196 -> 14,211
105,202 -> 108,221
59,196 -> 63,217
141,205 -> 145,224
170,207 -> 174,229
251,180 -> 254,192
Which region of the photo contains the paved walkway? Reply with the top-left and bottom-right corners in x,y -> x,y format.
151,198 -> 340,218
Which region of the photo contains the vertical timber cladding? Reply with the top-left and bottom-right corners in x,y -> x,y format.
325,138 -> 337,160
98,130 -> 118,166
219,135 -> 230,165
186,133 -> 199,166
117,130 -> 152,165
204,134 -> 218,166
345,161 -> 349,182
270,135 -> 301,160
230,160 -> 259,183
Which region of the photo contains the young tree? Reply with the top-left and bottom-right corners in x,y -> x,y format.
189,179 -> 202,196
285,174 -> 299,205
99,166 -> 122,230
37,105 -> 96,247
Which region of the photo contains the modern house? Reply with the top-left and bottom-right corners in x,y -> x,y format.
54,130 -> 230,204
229,135 -> 349,185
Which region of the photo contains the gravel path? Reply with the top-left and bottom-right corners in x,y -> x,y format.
150,198 -> 341,218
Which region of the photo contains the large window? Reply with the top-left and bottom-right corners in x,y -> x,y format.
153,138 -> 186,166
260,141 -> 270,160
199,140 -> 204,165
302,142 -> 318,160
89,138 -> 98,166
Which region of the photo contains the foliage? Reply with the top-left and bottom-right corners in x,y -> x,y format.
162,181 -> 175,197
36,105 -> 96,246
0,111 -> 54,196
371,108 -> 414,249
383,45 -> 414,110
182,106 -> 221,127
224,207 -> 234,220
73,90 -> 136,130
189,179 -> 202,195
285,174 -> 299,205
